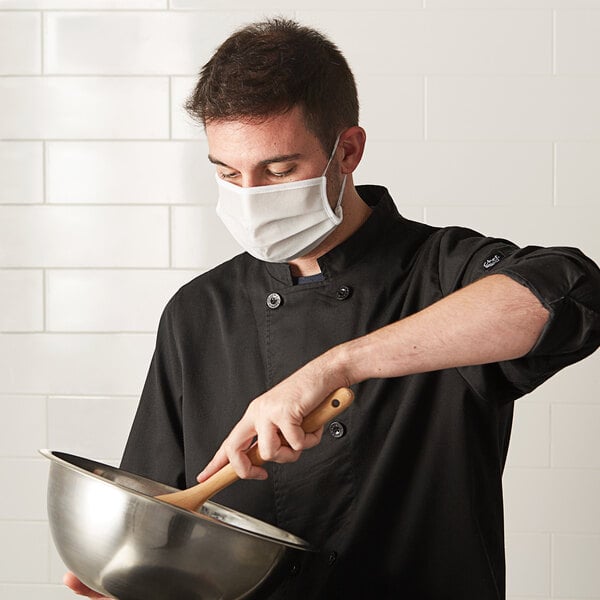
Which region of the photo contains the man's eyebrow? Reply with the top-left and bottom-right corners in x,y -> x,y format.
207,153 -> 302,168
208,155 -> 229,167
257,153 -> 302,166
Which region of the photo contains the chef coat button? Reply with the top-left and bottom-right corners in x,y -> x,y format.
266,292 -> 282,309
289,562 -> 300,576
328,421 -> 346,439
328,551 -> 338,566
335,285 -> 352,301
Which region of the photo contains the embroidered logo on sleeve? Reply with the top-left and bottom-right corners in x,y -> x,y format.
483,252 -> 504,270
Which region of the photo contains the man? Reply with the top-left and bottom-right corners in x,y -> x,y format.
66,18 -> 600,599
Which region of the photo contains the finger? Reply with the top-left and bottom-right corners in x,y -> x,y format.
196,446 -> 229,483
198,445 -> 268,482
63,572 -> 107,598
226,443 -> 268,480
222,417 -> 270,479
197,414 -> 257,481
301,427 -> 324,450
256,421 -> 285,461
278,422 -> 309,452
270,445 -> 303,463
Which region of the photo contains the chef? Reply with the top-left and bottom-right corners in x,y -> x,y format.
65,17 -> 600,599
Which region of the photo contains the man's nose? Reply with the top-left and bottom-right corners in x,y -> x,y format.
240,173 -> 268,188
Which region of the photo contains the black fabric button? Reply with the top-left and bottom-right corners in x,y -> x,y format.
335,285 -> 352,301
289,562 -> 300,576
328,421 -> 346,439
328,551 -> 338,566
266,292 -> 282,309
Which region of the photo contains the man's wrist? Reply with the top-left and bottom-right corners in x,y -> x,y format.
310,343 -> 356,391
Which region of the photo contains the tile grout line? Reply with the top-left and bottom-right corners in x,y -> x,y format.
40,11 -> 44,76
423,76 -> 428,141
0,266 -> 204,272
0,7 -> 275,12
0,74 -> 197,79
549,532 -> 555,598
42,269 -> 47,332
42,140 -> 47,204
552,10 -> 556,76
168,206 -> 173,268
168,69 -> 173,264
168,76 -> 173,139
45,395 -> 49,452
0,392 -> 137,399
548,401 -> 553,468
44,395 -> 51,583
41,3 -> 47,343
552,142 -> 557,207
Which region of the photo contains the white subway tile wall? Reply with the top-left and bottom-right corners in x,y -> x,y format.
354,75 -> 425,141
46,269 -> 201,331
0,142 -> 43,203
0,270 -> 44,331
0,333 -> 155,395
46,396 -> 139,459
0,396 -> 46,457
0,205 -> 170,267
0,5 -> 598,599
0,459 -> 48,521
0,77 -> 170,139
44,11 -> 297,75
46,141 -> 212,204
0,13 -> 41,75
554,535 -> 600,598
298,10 -> 553,75
556,10 -> 600,74
427,76 -> 600,141
170,75 -> 203,139
505,533 -> 551,597
356,141 -> 553,206
556,142 -> 600,206
0,522 -> 50,584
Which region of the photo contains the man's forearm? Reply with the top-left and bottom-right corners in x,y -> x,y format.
322,274 -> 550,387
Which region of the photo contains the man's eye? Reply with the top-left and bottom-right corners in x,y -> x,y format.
269,167 -> 295,178
219,171 -> 238,180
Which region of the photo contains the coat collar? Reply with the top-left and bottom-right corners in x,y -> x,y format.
265,185 -> 402,285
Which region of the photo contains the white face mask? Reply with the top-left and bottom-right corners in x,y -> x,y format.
215,137 -> 346,263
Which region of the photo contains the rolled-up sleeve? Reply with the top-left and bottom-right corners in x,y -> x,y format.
436,228 -> 600,403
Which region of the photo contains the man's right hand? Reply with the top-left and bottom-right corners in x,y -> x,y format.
63,572 -> 110,599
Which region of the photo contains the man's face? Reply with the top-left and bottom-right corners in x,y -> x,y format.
206,106 -> 343,207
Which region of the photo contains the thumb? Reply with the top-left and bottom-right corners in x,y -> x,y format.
63,572 -> 108,598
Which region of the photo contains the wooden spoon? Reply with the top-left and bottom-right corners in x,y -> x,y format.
155,387 -> 354,512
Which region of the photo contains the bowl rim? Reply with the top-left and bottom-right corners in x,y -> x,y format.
40,448 -> 314,552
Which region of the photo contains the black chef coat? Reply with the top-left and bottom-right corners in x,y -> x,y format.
121,185 -> 600,599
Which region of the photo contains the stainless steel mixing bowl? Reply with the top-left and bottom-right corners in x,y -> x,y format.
42,450 -> 312,600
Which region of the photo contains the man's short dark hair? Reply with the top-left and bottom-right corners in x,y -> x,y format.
184,17 -> 359,152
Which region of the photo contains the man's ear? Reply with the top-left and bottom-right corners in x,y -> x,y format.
339,126 -> 366,174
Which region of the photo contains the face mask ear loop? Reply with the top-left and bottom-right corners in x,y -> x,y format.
323,132 -> 346,219
336,175 -> 347,213
322,133 -> 342,177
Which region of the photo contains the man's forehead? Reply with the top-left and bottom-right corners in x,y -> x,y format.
205,106 -> 315,141
205,112 -> 322,165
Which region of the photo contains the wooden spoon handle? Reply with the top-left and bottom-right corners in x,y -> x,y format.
155,387 -> 354,512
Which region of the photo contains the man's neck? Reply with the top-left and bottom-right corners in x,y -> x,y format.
288,185 -> 372,277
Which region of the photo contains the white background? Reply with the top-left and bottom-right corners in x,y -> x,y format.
0,2 -> 599,599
